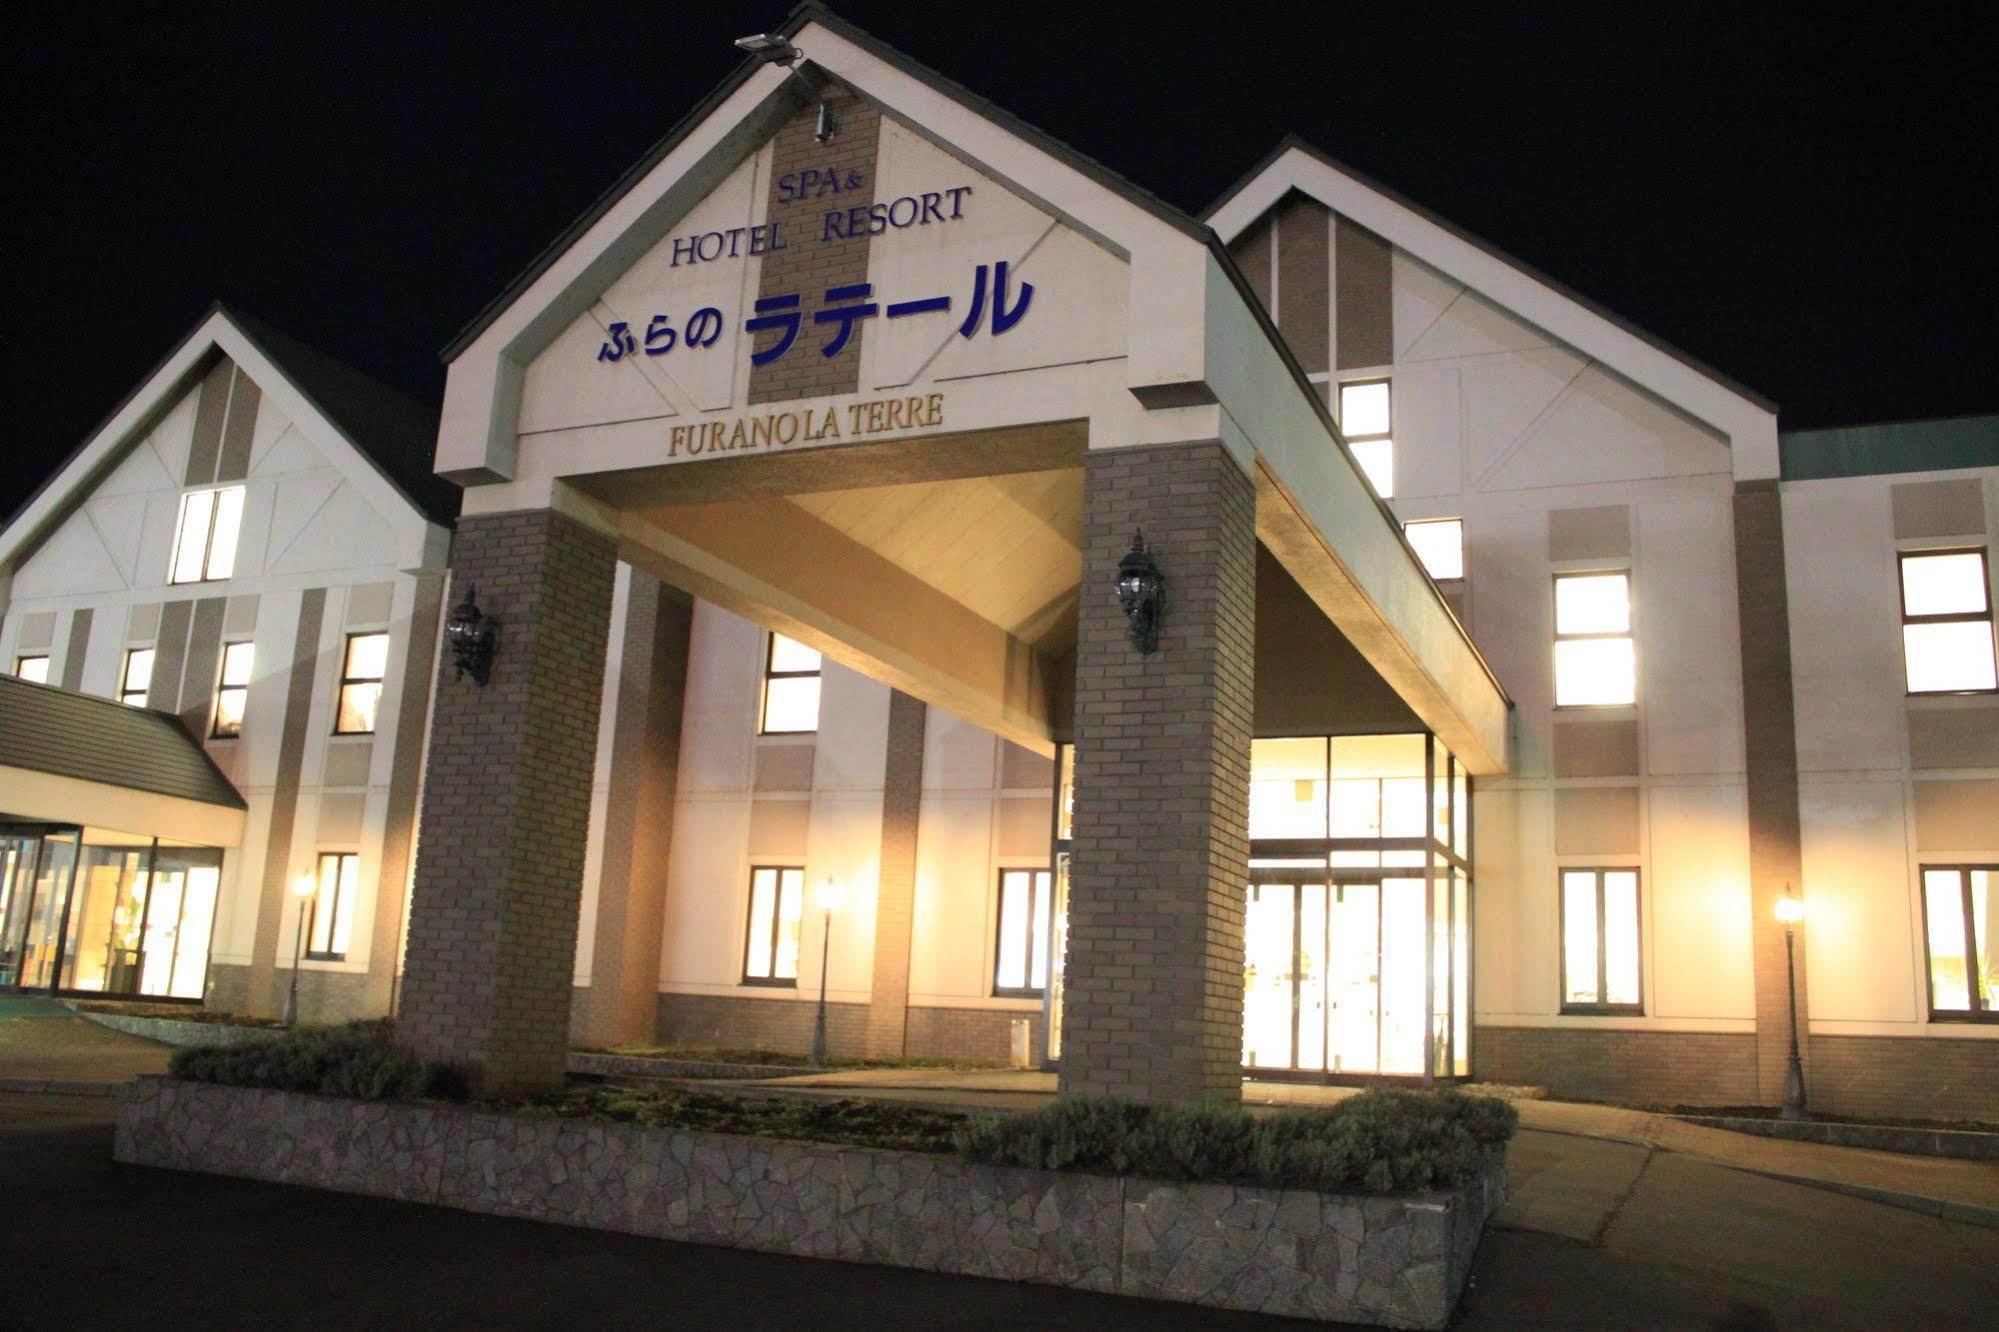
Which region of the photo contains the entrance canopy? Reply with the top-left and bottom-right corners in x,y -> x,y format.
435,5 -> 1510,774
0,676 -> 246,847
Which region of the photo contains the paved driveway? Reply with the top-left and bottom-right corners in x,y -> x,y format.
4,1089 -> 1995,1329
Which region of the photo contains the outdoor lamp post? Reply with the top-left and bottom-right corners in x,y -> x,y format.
809,875 -> 845,1067
1775,886 -> 1808,1120
283,872 -> 318,1027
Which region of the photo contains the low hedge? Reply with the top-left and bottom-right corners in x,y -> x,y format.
520,1085 -> 965,1153
169,1021 -> 465,1102
955,1088 -> 1516,1193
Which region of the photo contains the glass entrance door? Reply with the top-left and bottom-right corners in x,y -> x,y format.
1243,875 -> 1431,1077
1,832 -> 80,991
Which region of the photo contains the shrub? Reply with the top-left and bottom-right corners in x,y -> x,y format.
521,1086 -> 965,1153
169,1020 -> 462,1102
954,1088 -> 1516,1192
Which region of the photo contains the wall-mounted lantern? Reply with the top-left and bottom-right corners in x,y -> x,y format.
446,585 -> 498,686
1115,530 -> 1163,653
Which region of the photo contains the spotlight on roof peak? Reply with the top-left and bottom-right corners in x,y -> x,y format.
734,32 -> 801,66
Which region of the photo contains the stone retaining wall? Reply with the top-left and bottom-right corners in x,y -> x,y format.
115,1078 -> 1504,1328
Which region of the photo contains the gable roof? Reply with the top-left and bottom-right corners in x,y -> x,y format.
0,304 -> 454,578
441,1 -> 1208,364
0,674 -> 244,811
223,306 -> 459,526
1205,135 -> 1783,478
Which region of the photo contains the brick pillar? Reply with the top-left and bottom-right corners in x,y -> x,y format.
399,509 -> 616,1095
1734,481 -> 1809,1105
863,689 -> 927,1059
1059,440 -> 1255,1104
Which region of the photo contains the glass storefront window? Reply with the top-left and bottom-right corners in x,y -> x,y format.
0,832 -> 222,1001
1250,737 -> 1329,839
59,844 -> 152,993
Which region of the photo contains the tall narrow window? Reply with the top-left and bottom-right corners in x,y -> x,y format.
119,648 -> 154,707
1404,518 -> 1464,581
742,866 -> 804,985
1900,549 -> 1997,694
993,868 -> 1053,997
1561,869 -> 1642,1012
1338,379 -> 1394,498
168,485 -> 246,584
12,654 -> 49,684
1922,867 -> 1996,1020
760,633 -> 822,734
307,852 -> 359,961
334,632 -> 389,734
211,641 -> 254,738
1554,571 -> 1635,706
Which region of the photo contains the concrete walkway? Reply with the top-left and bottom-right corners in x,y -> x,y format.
0,1007 -> 170,1093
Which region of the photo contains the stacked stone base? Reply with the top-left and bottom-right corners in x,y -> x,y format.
116,1078 -> 1504,1328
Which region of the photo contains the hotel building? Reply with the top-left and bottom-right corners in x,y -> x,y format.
1,6 -> 1993,1120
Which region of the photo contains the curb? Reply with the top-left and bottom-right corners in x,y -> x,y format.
1732,1166 -> 1999,1231
1678,1113 -> 1999,1162
0,1077 -> 123,1098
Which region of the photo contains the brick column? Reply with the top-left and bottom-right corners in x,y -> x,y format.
863,689 -> 927,1059
399,509 -> 616,1095
1733,481 -> 1809,1105
1059,440 -> 1255,1104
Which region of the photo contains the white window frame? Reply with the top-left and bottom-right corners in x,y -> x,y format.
1553,569 -> 1636,708
119,647 -> 154,707
1337,378 -> 1394,498
1899,547 -> 1998,696
13,654 -> 50,684
167,485 -> 246,585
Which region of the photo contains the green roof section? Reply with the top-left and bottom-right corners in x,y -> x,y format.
0,675 -> 245,811
1781,414 -> 1999,482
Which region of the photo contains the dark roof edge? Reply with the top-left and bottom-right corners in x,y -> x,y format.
0,675 -> 248,811
2,300 -> 226,535
439,2 -> 1207,364
219,303 -> 457,527
1205,134 -> 1780,417
1199,231 -> 1515,709
4,302 -> 452,548
1781,408 -> 1999,437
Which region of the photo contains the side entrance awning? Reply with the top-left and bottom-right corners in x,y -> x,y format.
0,676 -> 247,847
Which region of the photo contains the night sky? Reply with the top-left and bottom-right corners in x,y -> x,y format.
6,4 -> 1997,505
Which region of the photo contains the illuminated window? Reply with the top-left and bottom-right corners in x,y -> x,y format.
1404,518 -> 1464,581
742,865 -> 804,985
1554,571 -> 1635,707
119,648 -> 154,707
307,852 -> 359,961
210,642 -> 254,738
334,632 -> 389,734
1561,869 -> 1642,1012
1338,379 -> 1394,498
13,654 -> 49,684
759,633 -> 821,734
1922,867 -> 1996,1020
1900,550 -> 1997,694
168,486 -> 246,584
993,868 -> 1052,997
